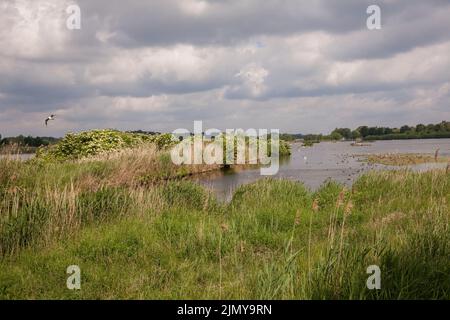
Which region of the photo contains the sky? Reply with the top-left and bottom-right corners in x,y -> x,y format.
0,0 -> 449,137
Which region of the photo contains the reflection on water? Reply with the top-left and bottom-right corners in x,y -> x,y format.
192,139 -> 450,201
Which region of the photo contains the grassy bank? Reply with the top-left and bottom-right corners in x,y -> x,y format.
366,153 -> 450,166
0,144 -> 449,299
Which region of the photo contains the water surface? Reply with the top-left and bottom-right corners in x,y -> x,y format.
193,139 -> 450,201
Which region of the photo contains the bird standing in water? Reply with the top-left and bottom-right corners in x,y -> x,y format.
45,114 -> 55,126
434,148 -> 440,162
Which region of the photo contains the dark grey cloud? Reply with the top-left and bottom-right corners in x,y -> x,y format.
328,1 -> 450,60
0,0 -> 449,136
77,0 -> 368,46
73,0 -> 450,59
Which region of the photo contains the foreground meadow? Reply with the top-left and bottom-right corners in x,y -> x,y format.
0,138 -> 449,299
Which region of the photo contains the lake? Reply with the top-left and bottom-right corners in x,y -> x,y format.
192,139 -> 450,201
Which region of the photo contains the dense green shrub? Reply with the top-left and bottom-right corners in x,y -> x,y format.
278,139 -> 291,156
35,130 -> 175,162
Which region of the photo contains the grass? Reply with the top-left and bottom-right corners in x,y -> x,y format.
0,144 -> 38,155
0,145 -> 449,299
366,152 -> 450,166
302,140 -> 315,147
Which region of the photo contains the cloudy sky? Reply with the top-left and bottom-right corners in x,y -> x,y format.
0,0 -> 449,137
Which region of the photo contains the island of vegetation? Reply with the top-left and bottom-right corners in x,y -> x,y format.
365,153 -> 450,166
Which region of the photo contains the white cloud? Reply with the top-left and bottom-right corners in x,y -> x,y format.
0,0 -> 449,136
234,64 -> 269,97
0,0 -> 71,59
179,0 -> 209,16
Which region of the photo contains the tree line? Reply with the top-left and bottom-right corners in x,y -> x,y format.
0,134 -> 60,148
282,121 -> 450,141
333,121 -> 450,141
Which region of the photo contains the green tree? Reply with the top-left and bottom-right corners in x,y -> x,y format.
329,131 -> 343,141
426,124 -> 435,132
332,128 -> 352,140
375,127 -> 385,135
384,127 -> 393,134
400,125 -> 411,133
445,121 -> 450,131
351,130 -> 361,140
358,126 -> 369,137
416,124 -> 425,133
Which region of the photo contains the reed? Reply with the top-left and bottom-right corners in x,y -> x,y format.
0,149 -> 448,299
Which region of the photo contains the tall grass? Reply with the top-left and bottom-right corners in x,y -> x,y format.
0,150 -> 448,299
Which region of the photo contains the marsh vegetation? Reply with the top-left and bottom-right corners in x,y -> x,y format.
366,153 -> 450,166
0,132 -> 448,299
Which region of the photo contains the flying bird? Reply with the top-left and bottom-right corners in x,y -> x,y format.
45,114 -> 55,126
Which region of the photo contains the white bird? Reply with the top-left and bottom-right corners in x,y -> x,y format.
45,114 -> 55,126
303,156 -> 308,162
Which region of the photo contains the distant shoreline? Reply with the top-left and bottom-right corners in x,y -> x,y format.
362,133 -> 450,141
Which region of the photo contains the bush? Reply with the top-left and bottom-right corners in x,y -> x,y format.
279,139 -> 291,156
